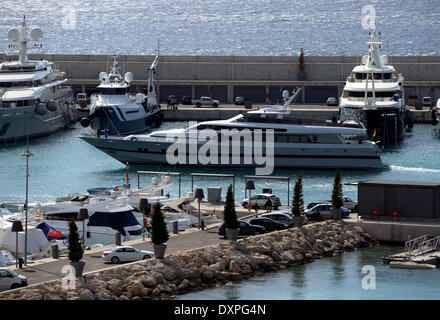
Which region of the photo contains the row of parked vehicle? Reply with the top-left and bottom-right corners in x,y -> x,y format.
220,192 -> 358,238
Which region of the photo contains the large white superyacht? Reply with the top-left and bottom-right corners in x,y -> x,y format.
0,17 -> 75,142
339,29 -> 412,144
80,88 -> 386,169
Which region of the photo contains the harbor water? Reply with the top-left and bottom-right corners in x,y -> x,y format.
1,123 -> 440,206
1,0 -> 439,56
175,245 -> 440,300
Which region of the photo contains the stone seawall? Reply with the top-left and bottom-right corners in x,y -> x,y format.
0,221 -> 371,300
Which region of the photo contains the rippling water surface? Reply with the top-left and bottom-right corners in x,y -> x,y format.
176,245 -> 440,300
0,0 -> 439,56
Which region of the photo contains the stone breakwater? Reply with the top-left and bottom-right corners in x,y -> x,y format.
0,221 -> 371,300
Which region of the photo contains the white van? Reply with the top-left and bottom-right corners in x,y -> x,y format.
0,268 -> 27,291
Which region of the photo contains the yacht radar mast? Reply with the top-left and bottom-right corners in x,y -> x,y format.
7,16 -> 43,64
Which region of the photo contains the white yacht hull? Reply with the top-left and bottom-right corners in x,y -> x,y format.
80,136 -> 385,169
43,219 -> 142,246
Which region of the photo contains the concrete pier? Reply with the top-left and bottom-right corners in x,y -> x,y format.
346,219 -> 440,242
29,54 -> 440,105
162,104 -> 435,123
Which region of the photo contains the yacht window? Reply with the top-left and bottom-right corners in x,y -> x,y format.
355,73 -> 367,80
275,135 -> 288,143
128,230 -> 142,236
316,135 -> 342,144
373,73 -> 382,80
383,73 -> 392,80
347,91 -> 396,98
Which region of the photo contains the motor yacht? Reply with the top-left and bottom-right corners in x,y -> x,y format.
0,17 -> 75,142
80,55 -> 162,136
80,88 -> 386,170
339,29 -> 412,144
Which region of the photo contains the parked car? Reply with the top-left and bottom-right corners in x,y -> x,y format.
76,93 -> 88,108
193,97 -> 219,108
235,96 -> 245,105
241,194 -> 281,210
102,246 -> 154,264
0,268 -> 27,291
306,197 -> 358,212
304,203 -> 351,221
248,217 -> 288,232
182,96 -> 192,105
326,97 -> 338,106
422,96 -> 433,107
260,213 -> 294,227
218,220 -> 265,237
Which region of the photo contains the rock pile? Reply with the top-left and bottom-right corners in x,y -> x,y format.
0,221 -> 371,300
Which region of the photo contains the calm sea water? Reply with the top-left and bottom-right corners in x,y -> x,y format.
1,123 -> 440,205
0,0 -> 439,56
176,245 -> 440,300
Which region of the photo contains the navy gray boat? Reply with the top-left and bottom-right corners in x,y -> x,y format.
80,89 -> 387,170
0,17 -> 75,142
80,55 -> 162,136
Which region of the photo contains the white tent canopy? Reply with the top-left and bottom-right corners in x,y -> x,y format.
0,220 -> 49,256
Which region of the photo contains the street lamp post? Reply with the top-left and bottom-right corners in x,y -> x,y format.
245,180 -> 255,214
21,137 -> 33,266
194,189 -> 204,230
11,221 -> 23,268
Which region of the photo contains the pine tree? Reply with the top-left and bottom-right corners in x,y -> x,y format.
68,221 -> 83,262
223,184 -> 239,229
151,202 -> 169,245
331,168 -> 343,209
291,172 -> 304,217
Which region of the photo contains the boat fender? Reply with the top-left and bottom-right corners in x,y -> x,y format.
431,109 -> 438,125
35,103 -> 47,115
46,100 -> 58,112
404,109 -> 414,128
80,117 -> 91,127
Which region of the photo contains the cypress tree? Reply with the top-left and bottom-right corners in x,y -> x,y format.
291,172 -> 304,217
151,202 -> 169,245
223,184 -> 239,229
331,168 -> 343,209
68,221 -> 83,262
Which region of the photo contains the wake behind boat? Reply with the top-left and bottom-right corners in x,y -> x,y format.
80,88 -> 386,170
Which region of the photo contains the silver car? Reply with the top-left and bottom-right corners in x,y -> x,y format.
260,213 -> 294,227
242,194 -> 281,210
0,268 -> 27,291
102,246 -> 154,264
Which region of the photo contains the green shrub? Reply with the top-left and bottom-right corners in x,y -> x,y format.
291,172 -> 304,217
68,221 -> 83,262
331,168 -> 343,209
223,184 -> 239,229
151,202 -> 169,245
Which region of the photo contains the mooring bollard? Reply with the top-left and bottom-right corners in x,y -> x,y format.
115,232 -> 121,246
52,243 -> 59,259
173,221 -> 178,234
